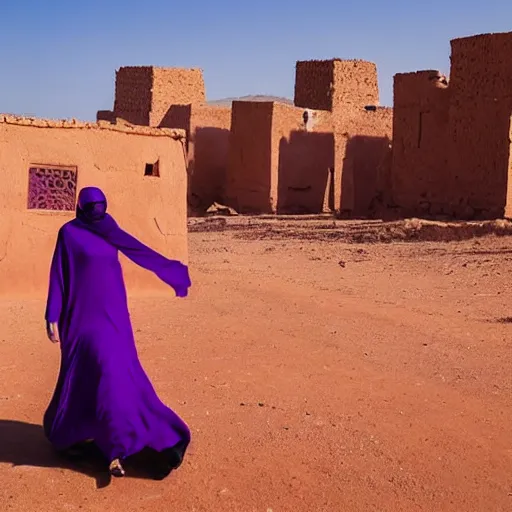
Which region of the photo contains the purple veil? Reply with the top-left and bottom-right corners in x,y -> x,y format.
74,187 -> 191,297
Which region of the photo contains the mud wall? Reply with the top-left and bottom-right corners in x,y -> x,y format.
0,117 -> 188,297
227,101 -> 335,214
159,104 -> 232,212
102,61 -> 388,218
159,104 -> 192,132
390,32 -> 512,219
150,68 -> 205,127
225,102 -> 274,213
294,60 -> 335,111
188,105 -> 231,211
332,60 -> 380,111
293,59 -> 389,217
112,66 -> 205,127
447,33 -> 512,218
96,110 -> 115,123
273,103 -> 334,214
391,71 -> 450,216
336,107 -> 393,217
227,100 -> 391,216
113,66 -> 153,125
294,59 -> 379,112
506,119 -> 512,218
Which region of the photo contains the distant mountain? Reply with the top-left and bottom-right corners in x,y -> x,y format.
207,95 -> 293,107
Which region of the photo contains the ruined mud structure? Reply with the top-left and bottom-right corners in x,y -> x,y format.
391,31 -> 512,220
0,116 -> 188,297
98,67 -> 231,214
226,60 -> 392,216
99,61 -> 392,217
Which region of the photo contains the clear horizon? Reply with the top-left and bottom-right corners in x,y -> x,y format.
1,0 -> 510,121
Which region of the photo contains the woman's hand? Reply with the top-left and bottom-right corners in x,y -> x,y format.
46,321 -> 60,343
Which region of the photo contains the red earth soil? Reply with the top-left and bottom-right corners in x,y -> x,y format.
1,218 -> 511,511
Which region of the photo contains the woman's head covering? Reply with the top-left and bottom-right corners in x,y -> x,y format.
73,186 -> 191,297
77,187 -> 108,223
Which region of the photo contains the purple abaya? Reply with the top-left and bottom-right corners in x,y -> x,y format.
43,187 -> 191,470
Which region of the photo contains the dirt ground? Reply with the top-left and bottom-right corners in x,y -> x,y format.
0,217 -> 511,512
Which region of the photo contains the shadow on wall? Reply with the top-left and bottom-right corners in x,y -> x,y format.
340,135 -> 392,218
277,131 -> 335,214
159,105 -> 192,132
188,127 -> 231,212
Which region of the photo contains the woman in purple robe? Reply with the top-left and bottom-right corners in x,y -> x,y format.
44,186 -> 191,479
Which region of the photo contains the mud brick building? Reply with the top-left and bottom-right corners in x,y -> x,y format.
99,67 -> 206,127
226,59 -> 392,215
391,31 -> 512,219
0,116 -> 188,297
163,103 -> 231,212
100,61 -> 392,217
99,67 -> 231,213
225,101 -> 334,214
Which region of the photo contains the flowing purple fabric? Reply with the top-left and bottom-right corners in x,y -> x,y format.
43,187 -> 191,472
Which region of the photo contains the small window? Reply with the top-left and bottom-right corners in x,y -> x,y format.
144,160 -> 160,177
27,165 -> 78,211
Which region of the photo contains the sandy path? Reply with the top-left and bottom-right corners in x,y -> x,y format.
0,223 -> 510,511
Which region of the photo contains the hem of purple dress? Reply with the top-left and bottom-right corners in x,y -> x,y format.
49,434 -> 189,463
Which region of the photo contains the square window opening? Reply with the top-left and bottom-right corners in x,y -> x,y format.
145,160 -> 160,177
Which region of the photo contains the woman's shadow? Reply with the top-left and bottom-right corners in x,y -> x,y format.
0,419 -> 112,488
0,419 -> 182,489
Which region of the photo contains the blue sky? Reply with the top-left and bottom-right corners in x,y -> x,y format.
1,0 -> 511,120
